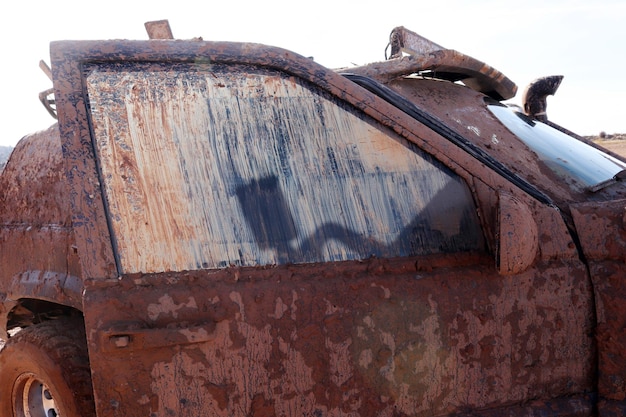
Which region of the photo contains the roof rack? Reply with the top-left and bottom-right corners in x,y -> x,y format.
342,26 -> 517,101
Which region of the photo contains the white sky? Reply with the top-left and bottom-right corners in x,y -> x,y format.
1,0 -> 625,147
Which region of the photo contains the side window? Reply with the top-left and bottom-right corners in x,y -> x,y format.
87,64 -> 484,274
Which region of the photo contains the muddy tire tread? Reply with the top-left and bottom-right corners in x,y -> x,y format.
0,318 -> 95,416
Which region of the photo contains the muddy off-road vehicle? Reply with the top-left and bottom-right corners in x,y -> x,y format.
2,20 -> 626,417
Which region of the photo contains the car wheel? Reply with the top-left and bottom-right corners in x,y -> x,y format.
0,318 -> 95,417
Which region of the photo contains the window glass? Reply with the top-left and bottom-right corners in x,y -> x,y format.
86,63 -> 484,273
489,104 -> 626,191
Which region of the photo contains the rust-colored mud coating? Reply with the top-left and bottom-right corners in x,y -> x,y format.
83,256 -> 594,416
571,200 -> 626,408
0,125 -> 82,338
2,24 -> 626,417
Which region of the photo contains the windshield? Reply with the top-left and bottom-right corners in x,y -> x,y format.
488,104 -> 626,192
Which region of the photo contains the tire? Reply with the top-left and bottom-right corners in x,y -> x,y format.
0,318 -> 96,417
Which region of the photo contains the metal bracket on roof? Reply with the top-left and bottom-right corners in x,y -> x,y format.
388,26 -> 445,58
38,60 -> 57,120
145,20 -> 174,40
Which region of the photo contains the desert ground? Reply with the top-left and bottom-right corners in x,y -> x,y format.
592,133 -> 626,158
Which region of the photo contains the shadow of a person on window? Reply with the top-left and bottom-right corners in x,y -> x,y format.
235,175 -> 482,264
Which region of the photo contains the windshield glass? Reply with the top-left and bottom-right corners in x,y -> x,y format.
489,104 -> 626,191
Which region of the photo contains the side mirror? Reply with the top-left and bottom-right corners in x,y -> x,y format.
497,192 -> 539,275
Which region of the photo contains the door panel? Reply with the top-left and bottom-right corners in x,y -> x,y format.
84,256 -> 594,416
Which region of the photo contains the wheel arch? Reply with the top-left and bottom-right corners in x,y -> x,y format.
1,270 -> 84,337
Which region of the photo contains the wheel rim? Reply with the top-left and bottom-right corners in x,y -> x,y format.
13,373 -> 59,417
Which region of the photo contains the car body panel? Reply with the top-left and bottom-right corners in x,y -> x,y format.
572,200 -> 626,411
2,24 -> 625,416
44,39 -> 600,416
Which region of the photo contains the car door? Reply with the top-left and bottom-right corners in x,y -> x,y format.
52,40 -> 596,417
